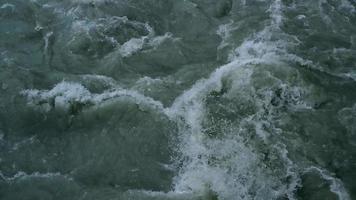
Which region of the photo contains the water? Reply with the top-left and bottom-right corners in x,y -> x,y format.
0,0 -> 356,199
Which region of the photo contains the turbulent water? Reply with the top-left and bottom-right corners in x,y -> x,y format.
1,0 -> 356,199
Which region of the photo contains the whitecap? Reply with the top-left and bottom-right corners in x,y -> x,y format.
21,81 -> 165,112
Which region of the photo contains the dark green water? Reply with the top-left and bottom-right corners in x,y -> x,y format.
1,0 -> 356,199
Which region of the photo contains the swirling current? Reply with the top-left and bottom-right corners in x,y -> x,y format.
0,0 -> 356,200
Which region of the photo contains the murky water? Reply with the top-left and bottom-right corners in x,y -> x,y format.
1,0 -> 356,199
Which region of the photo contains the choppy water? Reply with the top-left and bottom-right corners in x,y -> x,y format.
1,0 -> 356,199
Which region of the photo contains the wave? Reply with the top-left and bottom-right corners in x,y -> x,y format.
8,0 -> 355,199
21,81 -> 165,113
161,0 -> 351,199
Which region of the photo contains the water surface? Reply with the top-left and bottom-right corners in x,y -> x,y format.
1,0 -> 356,199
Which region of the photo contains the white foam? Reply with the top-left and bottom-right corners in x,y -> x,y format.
216,20 -> 235,50
21,82 -> 91,110
0,171 -> 71,182
305,167 -> 351,200
0,3 -> 15,11
92,88 -> 165,111
276,144 -> 301,200
119,30 -> 174,57
21,81 -> 164,112
149,32 -> 175,49
172,136 -> 261,199
70,0 -> 113,4
122,189 -> 205,200
68,16 -> 149,53
297,15 -> 306,20
66,13 -> 175,58
163,1 -> 319,199
43,31 -> 54,56
268,0 -> 284,27
339,0 -> 356,14
119,37 -> 146,57
79,74 -> 117,87
16,1 -> 352,199
135,76 -> 163,86
12,136 -> 37,151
